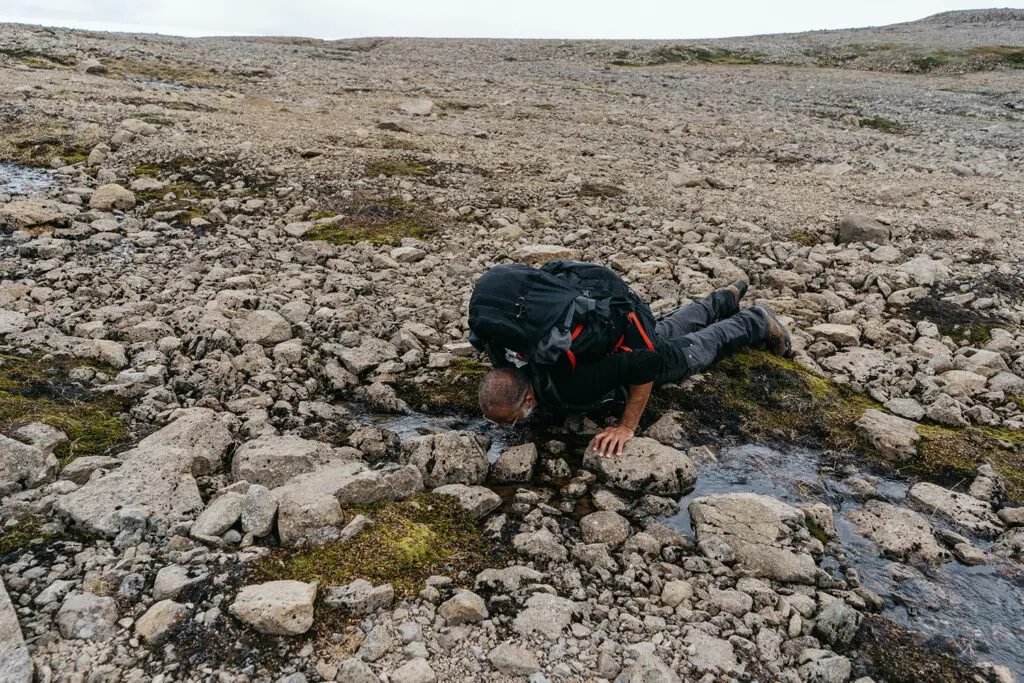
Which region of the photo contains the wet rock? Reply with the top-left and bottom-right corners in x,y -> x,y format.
0,578 -> 32,683
813,600 -> 862,647
89,183 -> 136,211
324,580 -> 394,615
229,581 -> 316,635
684,629 -> 744,674
241,483 -> 278,536
907,482 -> 1003,538
438,589 -> 489,625
689,493 -> 816,583
582,437 -> 696,495
580,510 -> 631,548
135,600 -> 189,643
56,592 -> 119,640
953,542 -> 988,565
512,592 -> 575,639
0,200 -> 70,230
491,442 -> 538,482
403,431 -> 489,487
54,446 -> 204,537
847,500 -> 951,564
838,214 -> 889,244
432,484 -> 501,519
855,409 -> 920,461
488,643 -> 541,675
231,435 -> 338,488
991,528 -> 1024,561
191,492 -> 245,537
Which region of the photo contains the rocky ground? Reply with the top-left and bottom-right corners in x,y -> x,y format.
2,8 -> 1024,683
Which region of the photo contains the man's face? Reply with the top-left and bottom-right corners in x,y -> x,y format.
485,390 -> 536,429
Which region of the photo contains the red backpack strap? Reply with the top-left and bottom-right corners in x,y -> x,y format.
628,312 -> 656,351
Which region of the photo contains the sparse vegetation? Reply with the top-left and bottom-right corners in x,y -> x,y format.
578,182 -> 626,198
0,353 -> 130,462
101,57 -> 223,87
248,494 -> 497,595
304,195 -> 437,246
859,115 -> 908,134
364,158 -> 435,178
394,358 -> 489,413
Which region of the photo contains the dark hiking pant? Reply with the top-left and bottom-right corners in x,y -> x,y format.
652,289 -> 770,387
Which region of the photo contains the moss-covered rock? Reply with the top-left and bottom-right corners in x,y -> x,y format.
853,615 -> 987,683
912,424 -> 1024,501
248,494 -> 498,595
0,353 -> 130,463
394,359 -> 489,414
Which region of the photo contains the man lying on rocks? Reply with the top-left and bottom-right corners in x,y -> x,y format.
470,260 -> 792,456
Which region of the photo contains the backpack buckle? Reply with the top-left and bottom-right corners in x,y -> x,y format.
514,297 -> 527,319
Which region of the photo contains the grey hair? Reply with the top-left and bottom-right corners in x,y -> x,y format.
478,368 -> 531,420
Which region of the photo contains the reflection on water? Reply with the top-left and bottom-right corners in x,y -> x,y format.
663,443 -> 1024,677
0,163 -> 55,195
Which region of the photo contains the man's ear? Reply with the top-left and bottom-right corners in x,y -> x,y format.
523,390 -> 536,409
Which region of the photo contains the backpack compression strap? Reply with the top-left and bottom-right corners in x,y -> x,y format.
566,312 -> 656,372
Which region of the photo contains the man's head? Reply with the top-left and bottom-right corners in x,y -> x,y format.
479,368 -> 536,426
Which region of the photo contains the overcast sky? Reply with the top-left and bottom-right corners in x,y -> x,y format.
2,1 -> 1022,40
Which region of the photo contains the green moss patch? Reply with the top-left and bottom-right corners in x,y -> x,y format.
101,58 -> 223,87
614,45 -> 766,67
788,228 -> 818,246
0,515 -> 98,562
394,358 -> 489,414
379,136 -> 429,152
903,297 -> 1005,346
248,494 -> 497,595
0,353 -> 130,463
859,116 -> 908,134
651,350 -> 877,451
0,122 -> 99,167
304,195 -> 437,246
364,158 -> 435,178
912,424 -> 1024,501
853,615 -> 986,683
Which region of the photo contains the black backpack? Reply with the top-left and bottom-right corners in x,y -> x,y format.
468,260 -> 657,412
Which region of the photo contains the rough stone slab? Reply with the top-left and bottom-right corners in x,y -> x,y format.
54,446 -> 203,537
229,581 -> 316,636
512,592 -> 575,639
689,493 -> 816,583
232,435 -> 339,488
855,409 -> 921,461
582,437 -> 696,496
0,577 -> 32,683
847,499 -> 951,564
403,431 -> 489,488
136,408 -> 234,476
907,482 -> 1003,538
432,484 -> 501,519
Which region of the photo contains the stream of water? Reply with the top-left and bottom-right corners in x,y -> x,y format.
0,163 -> 54,196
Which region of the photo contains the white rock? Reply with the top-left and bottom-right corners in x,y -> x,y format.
438,590 -> 489,625
89,184 -> 136,211
0,578 -> 32,683
855,409 -> 920,461
135,600 -> 189,643
432,484 -> 501,519
56,592 -> 118,640
582,437 -> 696,495
907,482 -> 1003,538
229,581 -> 316,636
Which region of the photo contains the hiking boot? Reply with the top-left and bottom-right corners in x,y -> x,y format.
723,280 -> 748,313
755,304 -> 792,357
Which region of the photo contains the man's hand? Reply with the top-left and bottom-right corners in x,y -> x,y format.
593,425 -> 636,458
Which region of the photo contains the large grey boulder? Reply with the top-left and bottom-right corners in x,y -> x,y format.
855,409 -> 920,461
135,600 -> 189,643
684,629 -> 744,674
234,310 -> 293,347
907,482 -> 1003,538
153,564 -> 210,602
337,338 -> 399,376
689,493 -> 816,583
813,600 -> 862,647
512,527 -> 568,563
403,431 -> 489,488
580,510 -> 631,548
837,214 -> 889,244
512,592 -> 576,639
191,492 -> 245,538
276,486 -> 345,546
0,578 -> 32,683
438,590 -> 488,625
582,437 -> 696,495
56,592 -> 118,640
389,659 -> 436,683
229,581 -> 316,635
847,499 -> 951,564
0,433 -> 59,495
54,446 -> 204,537
488,643 -> 541,676
0,309 -> 31,336
232,435 -> 339,488
136,408 -> 234,476
0,199 -> 70,230
432,484 -> 501,519
90,184 -> 136,211
491,443 -> 538,482
241,484 -> 278,537
58,455 -> 121,485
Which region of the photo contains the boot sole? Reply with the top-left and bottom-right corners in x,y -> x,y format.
757,304 -> 792,358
